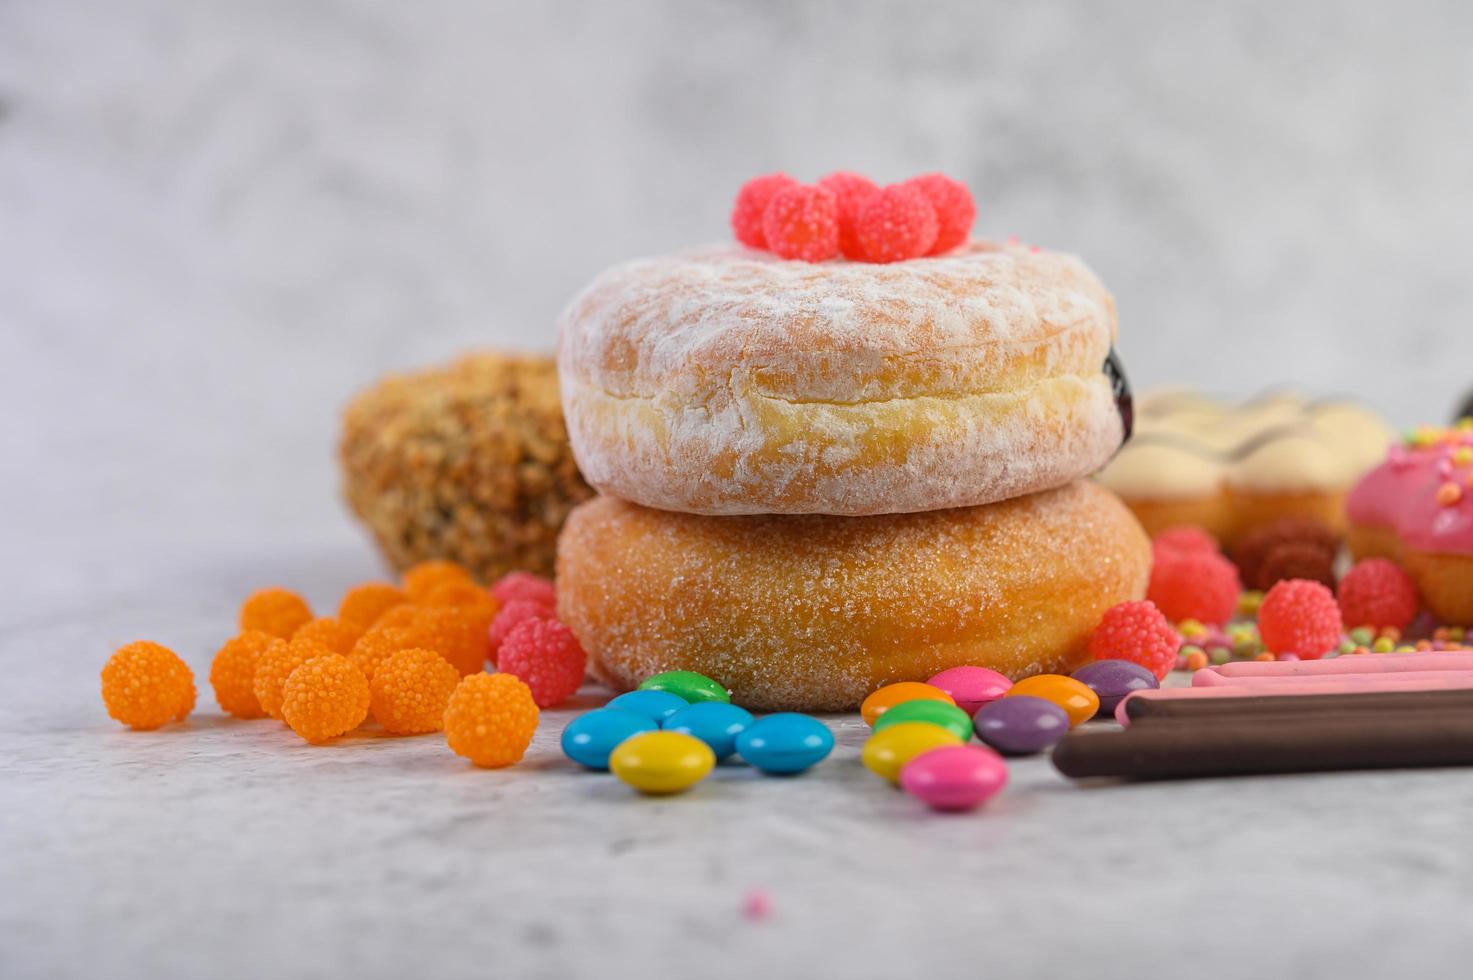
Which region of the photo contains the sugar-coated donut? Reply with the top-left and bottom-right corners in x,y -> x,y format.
555,482 -> 1151,711
556,241 -> 1127,517
1096,390 -> 1393,546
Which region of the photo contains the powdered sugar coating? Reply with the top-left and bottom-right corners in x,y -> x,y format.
555,483 -> 1151,712
556,241 -> 1122,516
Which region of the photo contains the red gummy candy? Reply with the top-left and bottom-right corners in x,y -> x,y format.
730,173 -> 799,250
817,171 -> 878,260
761,184 -> 840,262
1258,579 -> 1343,660
904,173 -> 975,255
1337,559 -> 1420,631
856,184 -> 939,263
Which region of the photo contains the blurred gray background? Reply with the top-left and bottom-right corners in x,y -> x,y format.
4,0 -> 1473,590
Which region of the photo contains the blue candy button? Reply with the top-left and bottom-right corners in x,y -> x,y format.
662,701 -> 755,761
607,689 -> 688,724
735,713 -> 835,774
561,708 -> 659,770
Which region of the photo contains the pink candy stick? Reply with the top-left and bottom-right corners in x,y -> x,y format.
1116,673 -> 1473,725
1208,651 -> 1473,679
1193,665 -> 1473,688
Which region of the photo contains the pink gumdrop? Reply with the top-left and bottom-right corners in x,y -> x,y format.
926,666 -> 1013,716
899,745 -> 1009,812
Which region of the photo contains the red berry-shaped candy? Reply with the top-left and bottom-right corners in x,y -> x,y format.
817,171 -> 878,260
856,184 -> 939,263
904,173 -> 975,255
491,571 -> 556,609
497,618 -> 587,708
1148,551 -> 1242,625
1087,600 -> 1181,680
1337,559 -> 1420,631
761,184 -> 840,262
1258,579 -> 1344,659
1152,525 -> 1219,557
488,598 -> 554,664
730,173 -> 799,250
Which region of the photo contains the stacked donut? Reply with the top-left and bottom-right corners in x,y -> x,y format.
552,180 -> 1152,711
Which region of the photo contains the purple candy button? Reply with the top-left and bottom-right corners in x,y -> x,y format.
1070,659 -> 1159,715
972,696 -> 1070,756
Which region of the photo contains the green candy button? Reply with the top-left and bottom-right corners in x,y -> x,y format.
871,698 -> 973,742
638,670 -> 731,705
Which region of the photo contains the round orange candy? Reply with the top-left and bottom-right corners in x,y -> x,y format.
209,630 -> 276,719
239,588 -> 313,639
101,641 -> 196,730
444,673 -> 539,768
411,607 -> 491,677
348,626 -> 427,682
281,654 -> 370,743
371,647 -> 461,735
253,636 -> 333,720
402,560 -> 474,602
337,582 -> 409,633
860,681 -> 955,727
1006,674 -> 1100,727
291,617 -> 360,656
422,581 -> 499,623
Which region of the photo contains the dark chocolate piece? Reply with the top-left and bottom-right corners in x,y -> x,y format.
1052,712 -> 1473,780
1124,689 -> 1473,724
1103,347 -> 1133,444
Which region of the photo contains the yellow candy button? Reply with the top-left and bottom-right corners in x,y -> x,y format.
861,722 -> 964,784
609,731 -> 716,795
860,682 -> 956,727
1006,674 -> 1100,728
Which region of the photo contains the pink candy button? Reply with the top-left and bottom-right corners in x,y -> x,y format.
899,745 -> 1009,812
927,666 -> 1013,715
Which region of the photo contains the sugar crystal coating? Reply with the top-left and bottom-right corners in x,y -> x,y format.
209,630 -> 277,719
1258,579 -> 1344,659
443,673 -> 539,768
239,588 -> 313,639
1087,600 -> 1180,680
370,647 -> 460,735
101,641 -> 196,730
281,654 -> 370,743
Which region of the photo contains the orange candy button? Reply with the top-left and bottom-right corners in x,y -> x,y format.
861,681 -> 956,727
1006,674 -> 1100,728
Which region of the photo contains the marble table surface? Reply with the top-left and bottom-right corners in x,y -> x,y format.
6,526 -> 1473,980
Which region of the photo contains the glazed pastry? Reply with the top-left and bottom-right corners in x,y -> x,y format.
1347,424 -> 1473,624
339,353 -> 594,581
555,482 -> 1151,711
1095,390 -> 1394,546
557,241 -> 1129,517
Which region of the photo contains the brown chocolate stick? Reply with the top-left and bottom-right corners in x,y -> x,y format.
1052,712 -> 1473,779
1124,689 -> 1473,725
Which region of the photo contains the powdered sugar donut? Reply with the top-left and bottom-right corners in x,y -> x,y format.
555,481 -> 1151,711
556,241 -> 1127,516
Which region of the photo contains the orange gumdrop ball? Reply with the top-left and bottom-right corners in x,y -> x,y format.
860,681 -> 955,727
102,641 -> 196,730
337,582 -> 409,634
402,560 -> 474,602
411,607 -> 491,677
239,588 -> 313,639
444,673 -> 539,768
1006,674 -> 1100,728
209,630 -> 276,719
371,647 -> 461,735
291,617 -> 360,656
281,654 -> 370,743
348,625 -> 427,682
253,637 -> 333,720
